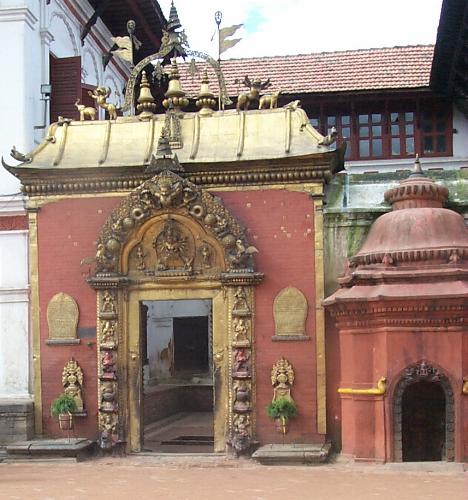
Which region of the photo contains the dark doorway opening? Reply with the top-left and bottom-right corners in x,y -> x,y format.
140,299 -> 213,453
402,381 -> 446,461
173,316 -> 209,375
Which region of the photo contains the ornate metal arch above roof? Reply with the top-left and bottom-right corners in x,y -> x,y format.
122,1 -> 232,111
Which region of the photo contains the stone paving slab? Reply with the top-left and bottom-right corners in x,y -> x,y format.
0,457 -> 466,500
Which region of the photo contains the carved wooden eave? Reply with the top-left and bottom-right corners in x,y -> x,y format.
3,107 -> 344,197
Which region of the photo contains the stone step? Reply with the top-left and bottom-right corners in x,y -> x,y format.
6,438 -> 95,462
252,442 -> 332,465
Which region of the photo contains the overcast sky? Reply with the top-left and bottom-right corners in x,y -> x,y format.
158,0 -> 444,59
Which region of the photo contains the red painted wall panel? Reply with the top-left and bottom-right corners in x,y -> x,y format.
37,197 -> 121,437
37,189 -> 320,443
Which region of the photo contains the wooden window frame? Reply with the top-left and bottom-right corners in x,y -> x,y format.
307,96 -> 452,161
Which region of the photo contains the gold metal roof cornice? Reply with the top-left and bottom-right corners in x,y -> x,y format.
14,158 -> 335,197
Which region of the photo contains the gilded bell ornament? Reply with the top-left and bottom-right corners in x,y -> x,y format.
196,69 -> 217,116
136,71 -> 157,119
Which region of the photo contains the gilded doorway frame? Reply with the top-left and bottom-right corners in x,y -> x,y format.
89,168 -> 263,453
126,284 -> 228,453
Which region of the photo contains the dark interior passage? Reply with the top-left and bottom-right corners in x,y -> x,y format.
402,380 -> 446,461
141,300 -> 213,453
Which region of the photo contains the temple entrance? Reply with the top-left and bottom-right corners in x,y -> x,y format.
140,299 -> 214,453
394,361 -> 454,462
401,381 -> 445,461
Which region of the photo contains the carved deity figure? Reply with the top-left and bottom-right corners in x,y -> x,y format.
154,218 -> 193,271
233,317 -> 249,344
232,287 -> 251,316
233,381 -> 250,412
62,359 -> 84,412
101,320 -> 117,349
101,291 -> 116,315
233,348 -> 250,376
136,245 -> 146,271
149,176 -> 183,209
100,414 -> 118,449
101,382 -> 118,412
102,351 -> 117,380
198,242 -> 213,269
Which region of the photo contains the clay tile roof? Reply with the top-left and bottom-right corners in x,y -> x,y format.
180,45 -> 434,96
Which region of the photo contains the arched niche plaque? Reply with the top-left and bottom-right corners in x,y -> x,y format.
46,292 -> 80,345
273,287 -> 309,340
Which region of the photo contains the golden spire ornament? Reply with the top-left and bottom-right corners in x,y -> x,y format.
196,70 -> 217,116
162,59 -> 189,112
136,71 -> 157,119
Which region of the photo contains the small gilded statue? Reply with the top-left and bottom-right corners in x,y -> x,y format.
232,287 -> 250,316
62,358 -> 84,412
233,317 -> 249,345
101,320 -> 117,350
100,291 -> 117,319
271,357 -> 295,403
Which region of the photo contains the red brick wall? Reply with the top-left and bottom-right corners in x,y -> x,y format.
38,197 -> 121,437
218,190 -> 320,443
37,189 -> 320,444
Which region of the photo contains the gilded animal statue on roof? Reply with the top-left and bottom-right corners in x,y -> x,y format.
259,90 -> 281,109
74,99 -> 96,121
236,76 -> 271,111
89,86 -> 119,120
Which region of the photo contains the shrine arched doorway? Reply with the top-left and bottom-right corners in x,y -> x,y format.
393,362 -> 454,462
90,169 -> 262,454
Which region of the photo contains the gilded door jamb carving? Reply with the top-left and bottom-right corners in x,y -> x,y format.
126,285 -> 228,453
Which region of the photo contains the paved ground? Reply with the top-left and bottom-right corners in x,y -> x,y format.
0,456 -> 467,500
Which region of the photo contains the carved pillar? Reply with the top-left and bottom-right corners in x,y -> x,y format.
88,276 -> 128,450
222,272 -> 262,455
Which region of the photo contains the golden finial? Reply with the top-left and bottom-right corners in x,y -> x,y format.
163,59 -> 189,112
136,71 -> 157,119
196,69 -> 217,116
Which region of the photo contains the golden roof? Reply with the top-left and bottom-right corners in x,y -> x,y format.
9,106 -> 334,170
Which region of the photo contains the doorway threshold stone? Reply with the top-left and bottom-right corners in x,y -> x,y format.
252,442 -> 332,465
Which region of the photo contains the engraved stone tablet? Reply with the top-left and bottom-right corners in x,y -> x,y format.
47,293 -> 79,340
273,287 -> 308,336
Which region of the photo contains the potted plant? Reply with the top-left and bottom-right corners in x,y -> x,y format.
51,393 -> 77,431
266,398 -> 298,435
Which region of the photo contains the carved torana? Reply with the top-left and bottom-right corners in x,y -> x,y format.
62,359 -> 84,412
95,169 -> 255,275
